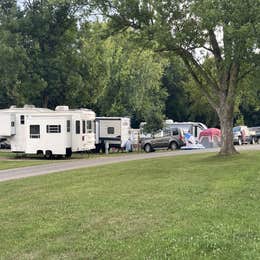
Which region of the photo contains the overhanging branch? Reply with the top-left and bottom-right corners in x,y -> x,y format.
181,55 -> 219,111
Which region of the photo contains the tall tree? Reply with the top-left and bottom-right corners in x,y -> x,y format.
0,0 -> 28,108
97,32 -> 167,127
19,0 -> 82,108
94,0 -> 260,155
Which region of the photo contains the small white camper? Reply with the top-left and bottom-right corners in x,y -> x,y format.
166,121 -> 208,139
95,117 -> 131,152
0,105 -> 96,158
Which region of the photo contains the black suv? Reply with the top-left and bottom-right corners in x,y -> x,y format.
141,128 -> 185,152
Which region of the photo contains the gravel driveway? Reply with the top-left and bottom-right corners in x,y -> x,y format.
0,145 -> 260,182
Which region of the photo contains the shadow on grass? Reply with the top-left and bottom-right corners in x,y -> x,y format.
196,152 -> 249,165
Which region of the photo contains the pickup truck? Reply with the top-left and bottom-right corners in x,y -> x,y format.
249,127 -> 260,144
233,125 -> 257,145
141,127 -> 186,152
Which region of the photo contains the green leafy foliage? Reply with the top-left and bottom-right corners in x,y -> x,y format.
92,0 -> 259,154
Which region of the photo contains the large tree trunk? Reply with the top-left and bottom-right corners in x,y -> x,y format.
218,88 -> 238,156
218,64 -> 240,155
219,111 -> 238,156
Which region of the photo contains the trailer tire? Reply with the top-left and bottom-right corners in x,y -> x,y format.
37,150 -> 43,156
45,150 -> 52,159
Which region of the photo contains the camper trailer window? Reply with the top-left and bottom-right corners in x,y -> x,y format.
76,120 -> 80,134
20,115 -> 25,125
107,127 -> 115,134
87,120 -> 93,133
67,120 -> 70,132
30,125 -> 40,138
46,125 -> 61,133
82,120 -> 86,134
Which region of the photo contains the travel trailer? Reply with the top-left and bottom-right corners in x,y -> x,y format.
166,122 -> 208,139
95,117 -> 131,152
0,105 -> 95,158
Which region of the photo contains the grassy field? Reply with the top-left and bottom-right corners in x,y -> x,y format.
0,150 -> 141,170
0,151 -> 59,170
0,160 -> 53,170
0,152 -> 260,259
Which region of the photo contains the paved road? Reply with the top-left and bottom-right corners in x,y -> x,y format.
0,145 -> 260,182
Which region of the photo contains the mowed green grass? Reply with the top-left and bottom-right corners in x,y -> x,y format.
0,160 -> 52,170
0,151 -> 141,171
0,151 -> 57,170
0,152 -> 260,259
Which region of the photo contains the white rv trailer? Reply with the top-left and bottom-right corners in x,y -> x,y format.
140,120 -> 207,139
0,105 -> 96,158
95,117 -> 131,152
166,122 -> 208,138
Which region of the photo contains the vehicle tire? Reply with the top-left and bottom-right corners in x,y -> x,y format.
144,144 -> 152,153
170,141 -> 178,151
238,138 -> 242,146
45,150 -> 52,159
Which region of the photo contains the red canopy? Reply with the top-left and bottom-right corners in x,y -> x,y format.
199,128 -> 221,138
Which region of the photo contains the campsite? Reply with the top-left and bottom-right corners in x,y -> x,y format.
0,0 -> 259,259
1,149 -> 260,259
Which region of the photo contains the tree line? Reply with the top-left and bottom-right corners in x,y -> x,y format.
0,0 -> 259,154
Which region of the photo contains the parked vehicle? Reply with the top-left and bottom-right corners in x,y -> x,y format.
233,125 -> 256,145
95,117 -> 131,152
249,126 -> 260,144
166,121 -> 208,139
141,127 -> 185,152
0,105 -> 96,158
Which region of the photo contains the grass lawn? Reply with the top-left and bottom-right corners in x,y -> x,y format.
0,149 -> 141,160
0,160 -> 51,170
0,150 -> 144,170
0,151 -> 59,170
0,152 -> 260,259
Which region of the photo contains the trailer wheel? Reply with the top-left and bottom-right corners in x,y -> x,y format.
45,150 -> 52,159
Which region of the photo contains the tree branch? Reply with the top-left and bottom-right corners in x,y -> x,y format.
208,28 -> 223,65
181,55 -> 219,111
179,48 -> 220,91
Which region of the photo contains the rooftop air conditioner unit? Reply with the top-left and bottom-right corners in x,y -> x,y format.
23,104 -> 36,109
55,106 -> 69,111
